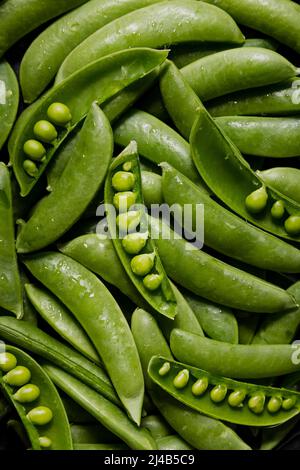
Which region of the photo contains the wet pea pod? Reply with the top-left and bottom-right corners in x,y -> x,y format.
16,104 -> 113,253
258,167 -> 300,204
170,329 -> 300,379
0,61 -> 19,150
104,141 -> 177,319
0,345 -> 72,450
56,0 -> 244,82
9,48 -> 167,196
148,356 -> 300,427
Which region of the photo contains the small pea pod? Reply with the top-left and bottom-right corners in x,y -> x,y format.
258,167 -> 300,204
0,61 -> 19,150
0,164 -> 22,318
0,345 -> 72,449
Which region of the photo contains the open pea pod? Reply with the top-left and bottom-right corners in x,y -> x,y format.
148,356 -> 300,427
104,141 -> 177,319
0,61 -> 19,150
0,345 -> 72,450
9,48 -> 167,196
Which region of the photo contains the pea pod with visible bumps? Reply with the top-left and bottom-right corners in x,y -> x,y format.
0,61 -> 19,150
258,168 -> 300,204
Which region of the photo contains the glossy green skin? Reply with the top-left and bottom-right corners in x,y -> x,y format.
171,329 -> 300,379
131,308 -> 250,450
149,216 -> 296,313
259,168 -> 300,203
71,423 -> 120,444
43,363 -> 157,450
25,284 -> 101,364
0,164 -> 22,318
20,0 -> 164,103
0,346 -> 72,450
17,104 -> 113,253
0,0 -> 88,58
156,435 -> 193,450
202,0 -> 300,54
0,316 -> 118,405
149,356 -> 300,426
9,48 -> 167,196
23,252 -> 144,425
216,116 -> 300,158
141,171 -> 163,207
0,61 -> 19,150
181,47 -> 297,102
141,414 -> 172,439
162,163 -> 300,272
56,0 -> 244,81
114,109 -> 199,182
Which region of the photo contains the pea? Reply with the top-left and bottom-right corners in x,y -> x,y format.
23,139 -> 46,161
112,171 -> 135,192
267,396 -> 282,414
123,162 -> 132,172
0,352 -> 17,372
116,211 -> 141,233
284,216 -> 300,236
33,120 -> 58,143
210,384 -> 227,403
122,232 -> 148,255
228,390 -> 247,408
27,406 -> 53,426
282,396 -> 297,411
143,274 -> 163,291
248,393 -> 265,414
23,160 -> 39,177
47,102 -> 72,126
131,253 -> 155,277
173,369 -> 189,389
191,377 -> 208,396
245,187 -> 268,214
39,436 -> 52,449
113,191 -> 136,212
13,384 -> 40,403
3,366 -> 31,387
271,200 -> 285,220
158,362 -> 171,376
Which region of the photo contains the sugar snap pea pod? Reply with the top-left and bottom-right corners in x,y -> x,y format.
181,47 -> 298,102
24,284 -> 101,365
9,48 -> 167,197
141,171 -> 163,207
0,61 -> 19,150
171,329 -> 300,379
0,164 -> 22,318
104,141 -> 177,319
23,252 -> 144,425
71,424 -> 119,444
149,216 -> 297,313
56,0 -> 244,82
161,163 -> 300,272
0,345 -> 72,450
215,116 -> 300,158
156,435 -> 193,450
20,0 -> 164,103
259,168 -> 300,204
16,104 -> 113,253
149,356 -> 300,427
43,363 -> 157,450
141,414 -> 172,439
0,317 -> 118,405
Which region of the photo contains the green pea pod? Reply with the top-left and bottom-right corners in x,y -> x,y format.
0,164 -> 22,318
148,356 -> 300,427
170,329 -> 300,379
56,0 -> 244,81
25,284 -> 101,364
0,316 -> 118,405
19,270 -> 38,326
20,0 -> 165,103
43,363 -> 157,450
258,168 -> 300,204
141,171 -> 163,207
16,104 -> 113,253
156,435 -> 193,450
0,345 -> 72,450
141,414 -> 172,439
9,48 -> 167,196
23,252 -> 144,425
71,423 -> 119,444
0,61 -> 19,150
161,163 -> 300,273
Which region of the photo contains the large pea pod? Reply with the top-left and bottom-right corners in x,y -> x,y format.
258,167 -> 300,204
0,61 -> 19,150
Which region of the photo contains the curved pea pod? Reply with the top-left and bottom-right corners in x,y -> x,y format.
259,168 -> 300,204
141,414 -> 172,440
43,363 -> 156,450
181,47 -> 298,102
149,356 -> 300,427
20,0 -> 164,103
104,141 -> 177,319
141,171 -> 163,208
161,163 -> 300,273
0,164 -> 22,318
0,345 -> 72,450
215,116 -> 300,158
23,251 -> 144,425
156,435 -> 193,451
9,48 -> 168,196
16,104 -> 113,253
171,329 -> 300,379
0,316 -> 118,405
0,61 -> 19,150
55,0 -> 244,81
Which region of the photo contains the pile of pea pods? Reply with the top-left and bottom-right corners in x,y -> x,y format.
2,0 -> 300,452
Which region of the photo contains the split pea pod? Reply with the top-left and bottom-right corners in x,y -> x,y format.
258,168 -> 300,204
0,61 -> 19,150
23,252 -> 144,425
